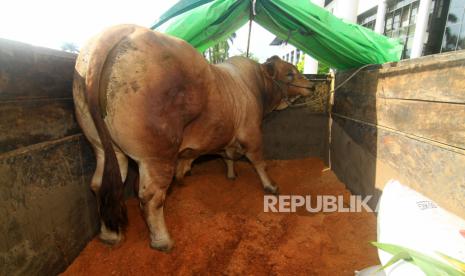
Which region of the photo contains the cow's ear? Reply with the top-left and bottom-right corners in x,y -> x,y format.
263,61 -> 277,79
267,55 -> 281,61
275,99 -> 289,110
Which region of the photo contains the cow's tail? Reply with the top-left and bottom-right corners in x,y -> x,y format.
85,25 -> 136,233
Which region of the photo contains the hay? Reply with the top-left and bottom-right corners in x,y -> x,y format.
292,81 -> 330,112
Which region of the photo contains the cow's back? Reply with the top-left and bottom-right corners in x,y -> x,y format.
74,25 -> 211,159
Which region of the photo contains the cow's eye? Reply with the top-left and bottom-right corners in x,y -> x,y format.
286,72 -> 294,81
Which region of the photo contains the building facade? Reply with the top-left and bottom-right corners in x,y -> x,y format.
272,0 -> 465,73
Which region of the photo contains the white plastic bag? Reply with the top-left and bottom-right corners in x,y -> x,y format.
377,180 -> 465,275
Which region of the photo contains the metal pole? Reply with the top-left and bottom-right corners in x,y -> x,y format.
411,0 -> 433,58
327,71 -> 335,169
374,0 -> 387,34
246,1 -> 253,58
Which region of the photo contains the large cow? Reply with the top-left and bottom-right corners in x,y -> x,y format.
73,24 -> 314,252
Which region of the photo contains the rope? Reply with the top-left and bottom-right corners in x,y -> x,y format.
333,63 -> 375,91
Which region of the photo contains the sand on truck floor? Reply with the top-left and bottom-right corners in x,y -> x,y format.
62,158 -> 378,275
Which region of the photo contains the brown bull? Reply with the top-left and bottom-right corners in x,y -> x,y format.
73,24 -> 314,251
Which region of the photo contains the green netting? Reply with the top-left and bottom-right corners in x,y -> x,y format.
151,0 -> 403,69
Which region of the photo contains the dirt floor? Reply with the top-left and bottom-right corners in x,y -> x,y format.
62,158 -> 378,275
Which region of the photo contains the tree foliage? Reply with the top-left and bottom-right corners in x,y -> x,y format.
296,55 -> 305,73
204,33 -> 238,64
237,50 -> 259,62
206,40 -> 230,64
317,61 -> 330,74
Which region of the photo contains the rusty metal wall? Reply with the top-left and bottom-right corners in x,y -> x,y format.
0,39 -> 98,276
262,78 -> 330,161
331,51 -> 465,217
0,39 -> 81,153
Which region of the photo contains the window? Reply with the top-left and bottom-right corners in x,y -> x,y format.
286,53 -> 289,62
440,0 -> 465,52
296,49 -> 301,64
393,10 -> 402,29
357,6 -> 378,30
422,0 -> 449,55
386,14 -> 393,33
324,0 -> 333,7
384,0 -> 422,59
401,4 -> 411,26
290,50 -> 295,64
410,1 -> 419,23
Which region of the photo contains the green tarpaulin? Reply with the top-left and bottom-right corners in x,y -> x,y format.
151,0 -> 403,69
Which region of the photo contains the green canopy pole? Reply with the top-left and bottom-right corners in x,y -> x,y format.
246,0 -> 256,58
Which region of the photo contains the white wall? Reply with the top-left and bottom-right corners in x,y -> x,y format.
303,55 -> 319,74
326,0 -> 378,21
326,0 -> 359,23
303,0 -> 326,74
357,0 -> 377,15
277,44 -> 306,67
311,0 -> 326,7
411,0 -> 433,58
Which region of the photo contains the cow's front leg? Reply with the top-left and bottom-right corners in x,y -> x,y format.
245,148 -> 279,195
138,159 -> 174,252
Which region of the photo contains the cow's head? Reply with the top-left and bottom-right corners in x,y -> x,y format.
262,56 -> 315,110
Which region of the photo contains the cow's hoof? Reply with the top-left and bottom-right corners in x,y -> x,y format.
99,230 -> 123,246
264,185 -> 279,196
226,174 -> 237,180
150,239 -> 174,253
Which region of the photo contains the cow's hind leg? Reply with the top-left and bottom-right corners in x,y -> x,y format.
223,158 -> 237,180
138,158 -> 174,252
221,147 -> 239,180
91,147 -> 128,245
175,158 -> 194,184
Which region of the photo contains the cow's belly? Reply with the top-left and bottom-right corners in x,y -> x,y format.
178,85 -> 259,160
178,114 -> 237,157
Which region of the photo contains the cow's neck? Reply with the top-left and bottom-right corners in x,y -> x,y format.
259,69 -> 285,116
206,60 -> 284,117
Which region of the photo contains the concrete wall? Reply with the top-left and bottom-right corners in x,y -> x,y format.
0,39 -> 98,276
331,51 -> 465,216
